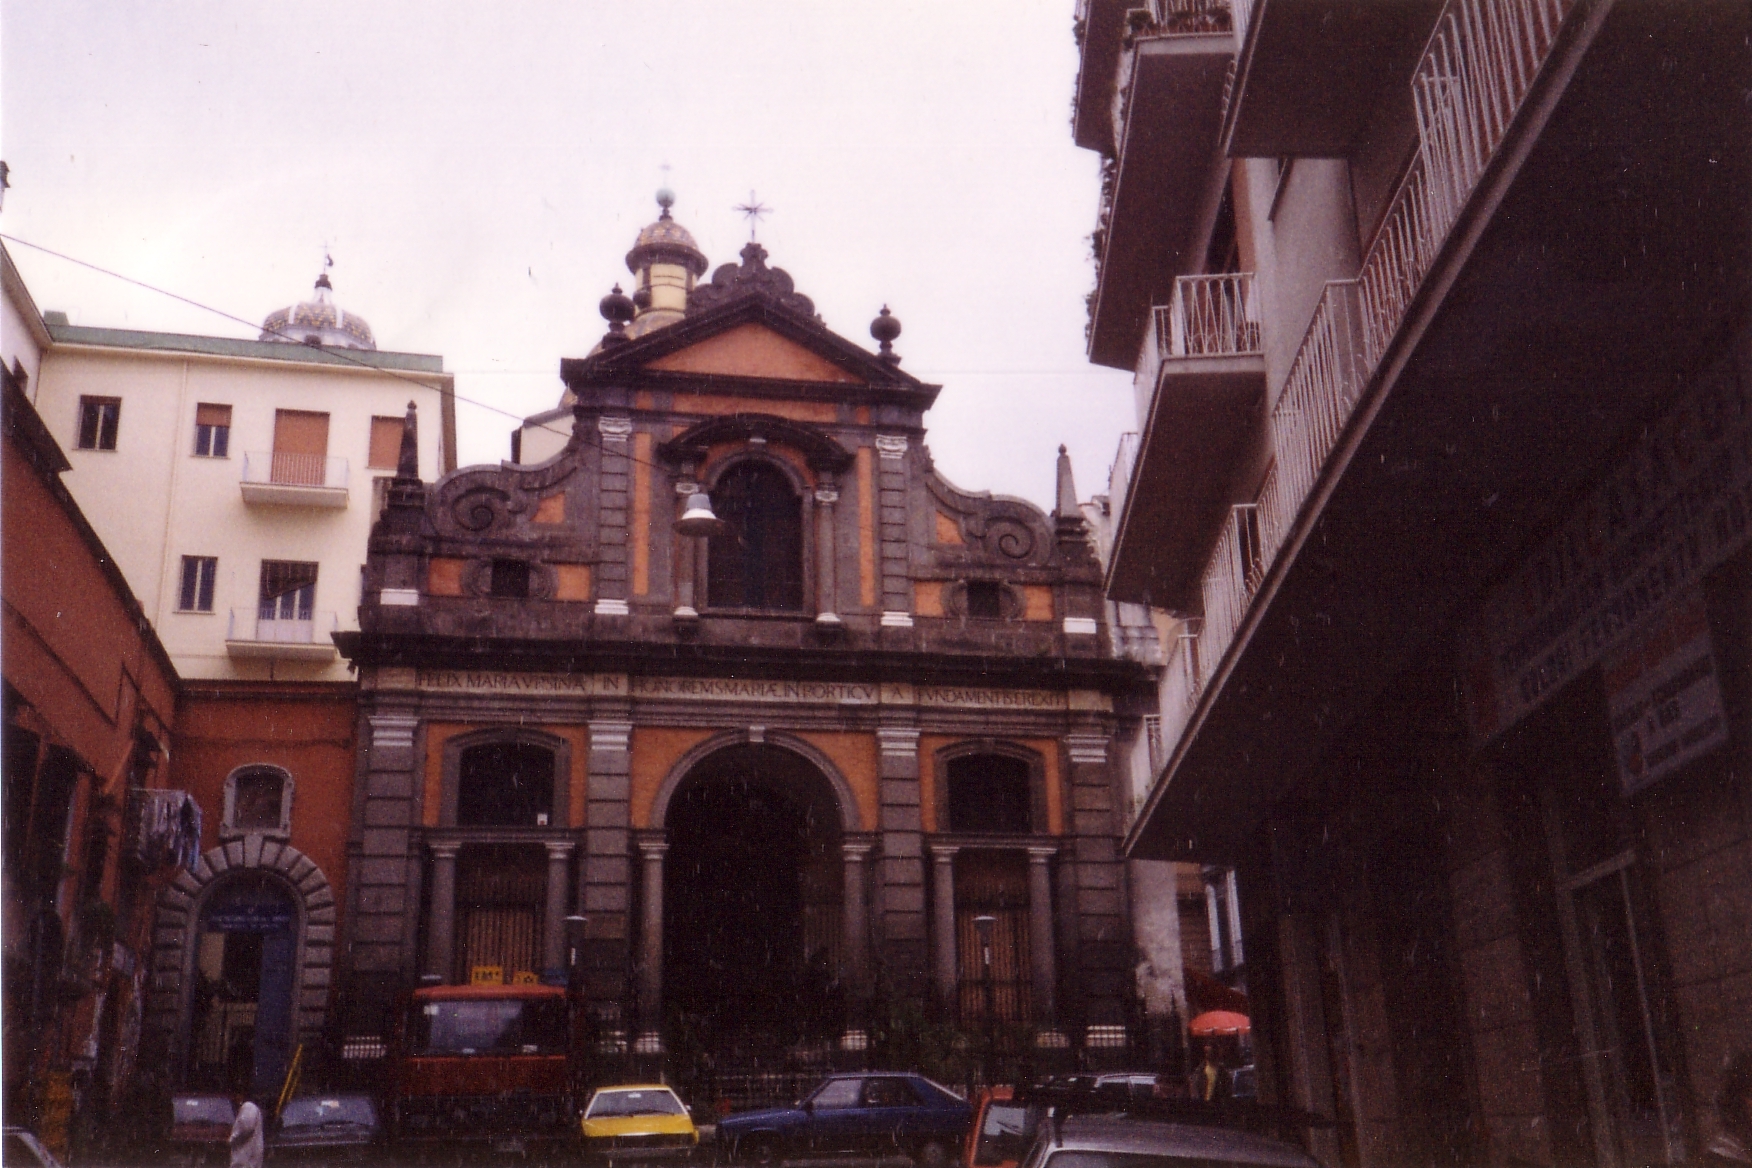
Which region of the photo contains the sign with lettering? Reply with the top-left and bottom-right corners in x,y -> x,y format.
911,685 -> 1068,710
1604,589 -> 1727,795
1465,356 -> 1752,740
630,676 -> 880,704
419,670 -> 626,696
469,965 -> 504,986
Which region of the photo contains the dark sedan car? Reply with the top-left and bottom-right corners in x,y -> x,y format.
719,1073 -> 972,1167
267,1094 -> 382,1164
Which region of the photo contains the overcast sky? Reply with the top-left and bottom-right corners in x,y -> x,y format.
1,1 -> 1135,511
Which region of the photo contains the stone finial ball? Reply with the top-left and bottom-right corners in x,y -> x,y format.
870,305 -> 902,344
600,284 -> 636,324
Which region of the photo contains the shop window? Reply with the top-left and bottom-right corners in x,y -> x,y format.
179,556 -> 218,612
707,461 -> 804,611
77,396 -> 121,451
222,765 -> 293,838
194,403 -> 231,457
457,742 -> 557,827
945,752 -> 1033,834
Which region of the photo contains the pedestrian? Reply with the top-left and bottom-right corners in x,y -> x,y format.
1703,1051 -> 1752,1166
229,1099 -> 264,1168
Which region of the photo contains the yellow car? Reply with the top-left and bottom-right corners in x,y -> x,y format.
580,1084 -> 700,1163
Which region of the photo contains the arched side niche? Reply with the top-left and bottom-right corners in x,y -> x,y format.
649,730 -> 863,834
146,840 -> 335,1077
220,764 -> 294,840
439,727 -> 572,828
932,740 -> 1049,835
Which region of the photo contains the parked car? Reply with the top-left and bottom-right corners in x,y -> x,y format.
1016,1113 -> 1318,1168
267,1094 -> 383,1164
719,1072 -> 972,1167
167,1094 -> 237,1167
965,1087 -> 1045,1168
580,1084 -> 699,1163
2,1128 -> 65,1168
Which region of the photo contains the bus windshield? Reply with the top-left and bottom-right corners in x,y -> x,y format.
408,997 -> 568,1056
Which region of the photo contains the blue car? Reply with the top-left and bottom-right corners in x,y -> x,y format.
718,1073 -> 972,1167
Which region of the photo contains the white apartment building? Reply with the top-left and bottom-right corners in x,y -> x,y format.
24,266 -> 456,682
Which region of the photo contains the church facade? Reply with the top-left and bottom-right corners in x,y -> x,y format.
331,200 -> 1151,1069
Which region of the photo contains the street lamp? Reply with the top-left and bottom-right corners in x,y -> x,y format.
973,914 -> 997,1086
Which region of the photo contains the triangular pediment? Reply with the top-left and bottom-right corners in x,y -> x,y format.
643,322 -> 866,384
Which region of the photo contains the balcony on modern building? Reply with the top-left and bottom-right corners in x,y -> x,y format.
1107,273 -> 1265,611
1082,0 -> 1238,370
225,609 -> 339,661
240,452 -> 349,507
1222,0 -> 1445,157
1124,0 -> 1749,861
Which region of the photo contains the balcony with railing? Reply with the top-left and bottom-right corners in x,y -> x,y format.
1222,0 -> 1447,158
224,608 -> 340,660
1085,1 -> 1238,370
1129,0 -> 1584,851
240,452 -> 349,507
1107,273 -> 1265,609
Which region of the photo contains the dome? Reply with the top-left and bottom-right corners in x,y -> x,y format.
625,200 -> 709,279
260,271 -> 376,350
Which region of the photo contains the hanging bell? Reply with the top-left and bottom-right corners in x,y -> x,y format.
675,492 -> 727,537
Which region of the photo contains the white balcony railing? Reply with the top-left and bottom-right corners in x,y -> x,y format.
1149,0 -> 1577,775
1230,0 -> 1257,47
1107,431 -> 1142,541
225,609 -> 339,658
1149,0 -> 1234,35
1156,272 -> 1261,359
242,451 -> 349,490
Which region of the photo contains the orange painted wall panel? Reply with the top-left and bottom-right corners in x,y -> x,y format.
630,727 -> 714,828
646,323 -> 863,385
796,732 -> 880,832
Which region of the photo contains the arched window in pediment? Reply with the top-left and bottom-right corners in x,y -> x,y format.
707,460 -> 805,611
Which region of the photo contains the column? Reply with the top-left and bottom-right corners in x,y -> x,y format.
674,480 -> 699,618
425,841 -> 460,981
582,718 -> 633,1017
840,839 -> 872,998
930,843 -> 960,1010
594,416 -> 633,615
875,726 -> 928,998
1026,845 -> 1060,1030
636,837 -> 668,1045
814,481 -> 841,624
542,841 -> 575,976
875,436 -> 913,628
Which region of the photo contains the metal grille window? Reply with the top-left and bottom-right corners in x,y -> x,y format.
194,403 -> 231,457
258,561 -> 317,622
706,462 -> 804,611
179,556 -> 218,612
77,396 -> 120,450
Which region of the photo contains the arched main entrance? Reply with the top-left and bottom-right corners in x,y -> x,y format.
189,874 -> 298,1098
661,744 -> 845,1055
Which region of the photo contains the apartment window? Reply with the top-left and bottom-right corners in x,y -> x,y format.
193,403 -> 231,457
965,580 -> 1004,619
258,560 -> 317,623
77,397 -> 121,451
272,408 -> 330,485
178,556 -> 218,612
367,416 -> 403,469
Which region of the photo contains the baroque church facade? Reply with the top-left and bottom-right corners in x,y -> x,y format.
332,196 -> 1151,1066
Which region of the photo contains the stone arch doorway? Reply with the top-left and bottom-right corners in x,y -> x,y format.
189,873 -> 298,1098
660,743 -> 846,1055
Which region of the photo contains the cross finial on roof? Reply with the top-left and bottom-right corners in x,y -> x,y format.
733,190 -> 771,241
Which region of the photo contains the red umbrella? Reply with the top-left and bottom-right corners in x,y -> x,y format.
1188,1009 -> 1251,1036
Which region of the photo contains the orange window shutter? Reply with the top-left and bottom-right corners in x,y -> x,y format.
195,403 -> 231,427
368,416 -> 402,469
273,410 -> 330,455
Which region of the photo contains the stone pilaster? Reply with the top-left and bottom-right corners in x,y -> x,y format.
1026,844 -> 1060,1029
583,718 -> 633,1005
840,838 -> 873,1000
875,436 -> 913,627
1064,731 -> 1126,1029
425,841 -> 460,981
594,415 -> 632,615
815,482 -> 841,625
352,710 -> 420,974
875,725 -> 927,999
